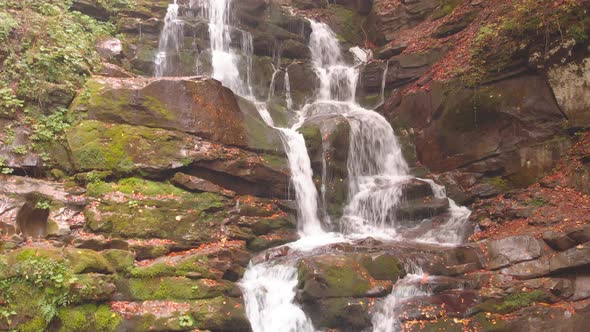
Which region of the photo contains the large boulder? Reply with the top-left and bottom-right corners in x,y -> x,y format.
70,76 -> 284,154
384,75 -> 569,191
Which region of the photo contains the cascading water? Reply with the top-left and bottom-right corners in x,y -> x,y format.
153,2 -> 471,330
154,1 -> 182,77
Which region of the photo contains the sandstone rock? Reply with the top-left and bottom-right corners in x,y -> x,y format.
0,176 -> 85,238
96,38 -> 122,59
171,172 -> 235,197
96,63 -> 137,78
543,230 -> 577,251
548,57 -> 590,129
503,243 -> 590,279
484,235 -> 544,270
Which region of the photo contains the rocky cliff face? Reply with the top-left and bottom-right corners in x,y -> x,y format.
1,0 -> 590,331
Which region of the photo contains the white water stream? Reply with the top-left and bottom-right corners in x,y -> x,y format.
154,2 -> 470,331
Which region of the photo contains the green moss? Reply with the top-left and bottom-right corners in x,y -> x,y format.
298,257 -> 372,298
125,277 -> 229,300
85,178 -> 228,241
58,304 -> 121,332
102,249 -> 134,273
432,0 -> 464,20
66,249 -> 114,274
130,255 -> 213,279
360,254 -> 404,281
67,120 -> 196,174
478,290 -> 550,314
298,124 -> 322,155
469,312 -> 507,331
485,176 -> 510,191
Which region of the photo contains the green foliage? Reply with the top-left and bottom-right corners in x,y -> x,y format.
0,12 -> 17,41
0,84 -> 24,116
0,256 -> 77,329
526,197 -> 546,207
35,198 -> 52,210
0,1 -> 115,113
464,0 -> 590,86
30,107 -> 71,143
178,315 -> 194,328
0,157 -> 14,175
494,290 -> 549,313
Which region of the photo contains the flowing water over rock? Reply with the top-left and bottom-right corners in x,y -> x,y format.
153,2 -> 471,331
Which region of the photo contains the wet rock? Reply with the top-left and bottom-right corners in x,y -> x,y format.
375,43 -> 407,60
385,76 -> 568,191
300,114 -> 351,221
287,62 -> 320,109
280,39 -> 311,59
484,235 -> 544,270
297,254 -> 403,300
302,297 -> 372,331
395,197 -> 450,224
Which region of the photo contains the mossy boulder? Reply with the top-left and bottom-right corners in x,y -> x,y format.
85,179 -> 229,243
102,249 -> 135,273
476,290 -> 551,314
67,121 -> 289,197
117,277 -> 234,301
69,76 -> 283,154
297,253 -> 402,300
57,304 -> 122,332
116,297 -> 251,331
66,249 -> 114,274
302,297 -> 372,331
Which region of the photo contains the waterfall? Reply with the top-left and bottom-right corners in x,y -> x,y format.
285,71 -> 293,110
153,2 -> 471,330
154,1 -> 182,77
241,263 -> 315,332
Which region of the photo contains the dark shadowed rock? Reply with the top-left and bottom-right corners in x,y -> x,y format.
171,172 -> 236,197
